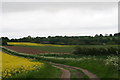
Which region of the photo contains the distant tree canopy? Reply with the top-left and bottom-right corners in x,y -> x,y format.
1,32 -> 120,45
0,37 -> 9,45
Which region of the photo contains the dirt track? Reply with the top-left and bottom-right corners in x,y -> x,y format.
53,65 -> 71,80
51,63 -> 100,80
52,63 -> 85,80
5,46 -> 50,54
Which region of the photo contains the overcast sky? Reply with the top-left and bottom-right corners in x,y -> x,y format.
1,2 -> 118,39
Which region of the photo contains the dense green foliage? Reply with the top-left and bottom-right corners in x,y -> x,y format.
72,46 -> 119,56
1,32 -> 120,45
0,37 -> 9,45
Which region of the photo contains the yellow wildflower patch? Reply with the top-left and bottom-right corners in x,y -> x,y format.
7,42 -> 74,47
1,51 -> 43,78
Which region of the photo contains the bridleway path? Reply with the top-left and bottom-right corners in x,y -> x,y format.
51,63 -> 100,80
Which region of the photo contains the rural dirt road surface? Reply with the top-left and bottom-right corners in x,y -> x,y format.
51,63 -> 100,80
52,65 -> 71,80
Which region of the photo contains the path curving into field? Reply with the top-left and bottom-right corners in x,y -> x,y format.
51,63 -> 100,80
52,64 -> 84,80
52,65 -> 71,80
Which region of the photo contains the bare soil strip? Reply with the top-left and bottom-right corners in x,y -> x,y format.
52,65 -> 71,80
5,46 -> 50,54
75,72 -> 84,79
51,63 -> 100,80
4,46 -> 69,54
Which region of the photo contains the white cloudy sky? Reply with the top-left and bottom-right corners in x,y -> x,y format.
1,2 -> 118,38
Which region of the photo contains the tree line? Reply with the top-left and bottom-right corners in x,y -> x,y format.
0,32 -> 120,45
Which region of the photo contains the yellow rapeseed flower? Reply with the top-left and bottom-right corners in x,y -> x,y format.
1,51 -> 43,78
7,42 -> 74,47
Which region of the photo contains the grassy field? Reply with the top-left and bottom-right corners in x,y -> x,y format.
37,54 -> 119,79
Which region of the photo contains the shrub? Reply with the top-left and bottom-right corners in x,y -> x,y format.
72,46 -> 118,56
2,41 -> 8,46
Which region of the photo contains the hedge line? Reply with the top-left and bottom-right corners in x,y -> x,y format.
72,46 -> 119,56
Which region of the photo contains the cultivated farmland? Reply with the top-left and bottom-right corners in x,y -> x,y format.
2,42 -> 119,80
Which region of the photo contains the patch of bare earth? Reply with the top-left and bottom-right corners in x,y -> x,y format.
52,65 -> 71,80
4,46 -> 70,54
4,46 -> 50,54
